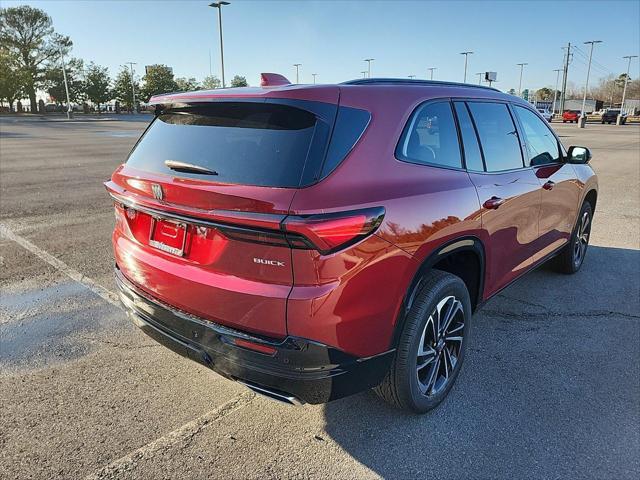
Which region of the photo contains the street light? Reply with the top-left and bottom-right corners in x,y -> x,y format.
125,62 -> 137,113
312,73 -> 318,84
460,52 -> 473,82
361,71 -> 367,78
408,75 -> 416,79
619,55 -> 638,125
208,2 -> 230,88
552,68 -> 562,115
476,72 -> 483,85
293,63 -> 302,83
58,44 -> 72,119
579,40 -> 603,128
427,67 -> 436,80
517,63 -> 528,97
364,58 -> 374,78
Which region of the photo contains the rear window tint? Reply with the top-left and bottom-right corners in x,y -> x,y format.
127,102 -> 331,188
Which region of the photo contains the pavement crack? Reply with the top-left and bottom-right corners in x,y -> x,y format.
85,391 -> 255,480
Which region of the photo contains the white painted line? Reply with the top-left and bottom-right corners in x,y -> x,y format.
0,223 -> 120,307
85,391 -> 255,479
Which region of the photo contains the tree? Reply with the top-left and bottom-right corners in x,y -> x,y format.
230,75 -> 248,87
0,5 -> 72,112
112,66 -> 139,112
140,64 -> 177,102
0,47 -> 26,111
535,87 -> 553,100
201,75 -> 221,89
84,63 -> 111,112
175,77 -> 199,92
43,57 -> 84,106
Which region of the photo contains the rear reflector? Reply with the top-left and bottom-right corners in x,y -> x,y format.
233,338 -> 277,355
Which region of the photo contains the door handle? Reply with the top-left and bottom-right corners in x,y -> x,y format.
483,196 -> 505,210
543,180 -> 555,190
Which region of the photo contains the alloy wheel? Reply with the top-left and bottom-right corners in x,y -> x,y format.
573,210 -> 591,268
416,295 -> 465,396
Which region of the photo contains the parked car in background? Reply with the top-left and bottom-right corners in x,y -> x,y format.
537,107 -> 553,122
107,75 -> 598,413
563,110 -> 580,123
601,109 -> 625,124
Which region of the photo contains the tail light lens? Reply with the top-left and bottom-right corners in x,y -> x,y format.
283,207 -> 385,254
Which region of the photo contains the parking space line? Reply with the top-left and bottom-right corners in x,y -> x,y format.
85,391 -> 255,480
0,223 -> 120,307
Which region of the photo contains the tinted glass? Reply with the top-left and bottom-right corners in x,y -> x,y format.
514,106 -> 560,166
320,106 -> 371,179
454,102 -> 484,171
398,101 -> 462,168
467,102 -> 523,172
126,102 -> 327,188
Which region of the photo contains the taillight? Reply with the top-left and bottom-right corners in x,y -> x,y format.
283,207 -> 385,254
218,207 -> 384,254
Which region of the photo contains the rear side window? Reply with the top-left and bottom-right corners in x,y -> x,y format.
513,106 -> 561,166
126,102 -> 332,188
453,102 -> 484,171
467,102 -> 524,172
397,101 -> 462,169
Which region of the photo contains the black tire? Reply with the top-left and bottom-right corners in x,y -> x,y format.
374,270 -> 471,413
563,120 -> 566,123
552,201 -> 593,274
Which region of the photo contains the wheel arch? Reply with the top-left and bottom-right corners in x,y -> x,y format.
390,236 -> 486,349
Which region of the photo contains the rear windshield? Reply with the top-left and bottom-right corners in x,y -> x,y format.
126,102 -> 331,188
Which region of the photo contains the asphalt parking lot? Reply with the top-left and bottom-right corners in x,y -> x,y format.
1,115 -> 639,479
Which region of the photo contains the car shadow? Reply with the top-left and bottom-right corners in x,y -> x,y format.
321,245 -> 640,479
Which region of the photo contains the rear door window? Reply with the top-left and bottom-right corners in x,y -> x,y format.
126,102 -> 333,188
513,106 -> 561,166
396,101 -> 462,169
467,102 -> 524,172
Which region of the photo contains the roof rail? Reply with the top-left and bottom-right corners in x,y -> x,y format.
341,78 -> 500,91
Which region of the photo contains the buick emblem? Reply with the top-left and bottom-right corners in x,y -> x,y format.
151,183 -> 163,201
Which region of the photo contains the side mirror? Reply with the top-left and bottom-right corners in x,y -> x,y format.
567,146 -> 592,164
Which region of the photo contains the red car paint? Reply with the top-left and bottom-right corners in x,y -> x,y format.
563,110 -> 580,122
107,79 -> 597,362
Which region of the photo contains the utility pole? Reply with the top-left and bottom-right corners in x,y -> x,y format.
364,58 -> 374,78
312,73 -> 317,84
619,55 -> 638,125
552,68 -> 562,115
517,63 -> 528,97
476,72 -> 483,85
579,40 -> 602,128
559,42 -> 571,117
209,2 -> 230,87
58,44 -> 72,119
427,67 -> 436,80
460,51 -> 473,82
293,63 -> 301,83
125,62 -> 137,113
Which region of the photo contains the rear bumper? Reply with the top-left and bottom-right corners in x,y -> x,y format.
115,268 -> 393,404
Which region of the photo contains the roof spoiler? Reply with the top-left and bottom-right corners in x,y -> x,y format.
260,73 -> 291,87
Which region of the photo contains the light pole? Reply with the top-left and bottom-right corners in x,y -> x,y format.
293,64 -> 301,83
476,72 -> 483,85
364,58 -> 374,78
579,40 -> 602,128
312,73 -> 317,84
619,55 -> 638,125
361,71 -> 367,78
427,67 -> 436,80
58,44 -> 72,119
517,63 -> 528,97
460,51 -> 473,82
208,2 -> 230,88
552,68 -> 562,115
408,75 -> 416,79
125,62 -> 137,113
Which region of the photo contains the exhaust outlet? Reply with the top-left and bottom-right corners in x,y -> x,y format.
237,380 -> 304,406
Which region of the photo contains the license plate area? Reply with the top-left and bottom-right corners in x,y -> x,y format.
149,217 -> 188,256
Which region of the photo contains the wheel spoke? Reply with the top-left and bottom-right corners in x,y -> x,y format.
445,335 -> 463,343
441,299 -> 462,336
447,323 -> 464,335
426,356 -> 440,394
417,350 -> 436,371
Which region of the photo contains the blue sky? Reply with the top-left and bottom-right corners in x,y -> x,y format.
5,0 -> 640,91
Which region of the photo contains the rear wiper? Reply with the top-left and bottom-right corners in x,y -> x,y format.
164,160 -> 218,175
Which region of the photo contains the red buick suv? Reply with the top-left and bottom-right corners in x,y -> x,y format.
106,74 -> 597,413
